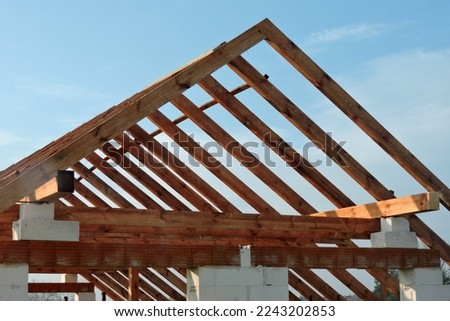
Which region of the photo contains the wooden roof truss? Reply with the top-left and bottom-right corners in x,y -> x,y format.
0,19 -> 449,301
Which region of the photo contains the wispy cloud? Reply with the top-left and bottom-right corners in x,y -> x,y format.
0,131 -> 22,147
17,78 -> 107,101
306,23 -> 387,45
315,47 -> 450,180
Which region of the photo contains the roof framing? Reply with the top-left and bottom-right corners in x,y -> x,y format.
1,18 -> 449,301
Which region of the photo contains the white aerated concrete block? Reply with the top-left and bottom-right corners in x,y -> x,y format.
12,219 -> 79,241
193,286 -> 249,301
380,217 -> 410,232
263,267 -> 288,286
240,246 -> 251,267
370,231 -> 418,248
400,268 -> 444,286
401,284 -> 450,301
0,264 -> 28,301
20,203 -> 55,220
248,286 -> 289,301
187,266 -> 288,301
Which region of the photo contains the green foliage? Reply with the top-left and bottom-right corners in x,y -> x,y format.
374,264 -> 450,300
442,262 -> 450,285
373,269 -> 399,301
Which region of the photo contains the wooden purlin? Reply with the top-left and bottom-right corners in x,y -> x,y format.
147,111 -> 280,216
253,21 -> 450,263
127,125 -> 239,212
258,19 -> 450,210
171,94 -> 316,214
0,19 -> 268,212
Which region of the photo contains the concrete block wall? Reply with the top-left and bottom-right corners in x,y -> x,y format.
187,266 -> 288,301
0,264 -> 28,301
371,217 -> 450,301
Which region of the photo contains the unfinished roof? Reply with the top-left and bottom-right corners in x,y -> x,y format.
0,18 -> 449,301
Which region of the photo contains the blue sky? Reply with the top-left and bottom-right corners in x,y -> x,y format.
1,1 -> 450,293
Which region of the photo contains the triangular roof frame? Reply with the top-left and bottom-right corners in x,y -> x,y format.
1,18 -> 449,301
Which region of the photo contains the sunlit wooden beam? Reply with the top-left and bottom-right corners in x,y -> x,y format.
307,192 -> 440,219
21,170 -> 74,203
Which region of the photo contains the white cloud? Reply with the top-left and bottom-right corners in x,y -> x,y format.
306,23 -> 387,45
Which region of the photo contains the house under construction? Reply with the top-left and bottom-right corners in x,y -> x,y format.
0,19 -> 449,301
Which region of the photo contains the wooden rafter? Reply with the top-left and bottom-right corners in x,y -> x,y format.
72,162 -> 135,208
127,125 -> 238,212
147,110 -> 280,216
81,274 -> 125,301
171,94 -> 316,214
199,74 -> 355,208
289,271 -> 324,301
292,268 -> 346,301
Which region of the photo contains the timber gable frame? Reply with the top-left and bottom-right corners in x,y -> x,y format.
0,18 -> 449,301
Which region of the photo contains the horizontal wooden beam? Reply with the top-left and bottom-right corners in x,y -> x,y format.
0,241 -> 440,270
21,170 -> 74,203
307,192 -> 440,219
28,282 -> 94,293
0,206 -> 380,243
1,206 -> 378,231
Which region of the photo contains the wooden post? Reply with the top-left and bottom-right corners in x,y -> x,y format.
128,267 -> 139,301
